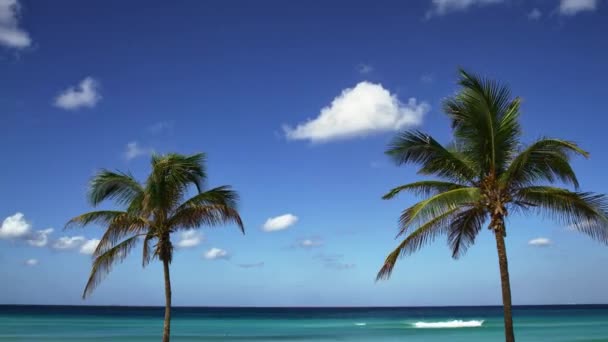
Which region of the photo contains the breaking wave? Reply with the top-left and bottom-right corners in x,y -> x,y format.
413,320 -> 484,328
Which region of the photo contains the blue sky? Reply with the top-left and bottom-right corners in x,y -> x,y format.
1,0 -> 607,307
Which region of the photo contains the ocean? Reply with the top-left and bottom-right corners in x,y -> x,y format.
1,305 -> 607,341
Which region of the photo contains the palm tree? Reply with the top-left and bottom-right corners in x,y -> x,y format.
376,69 -> 608,342
67,153 -> 244,342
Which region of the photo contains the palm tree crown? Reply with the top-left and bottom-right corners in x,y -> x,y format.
67,153 -> 244,298
377,69 -> 608,280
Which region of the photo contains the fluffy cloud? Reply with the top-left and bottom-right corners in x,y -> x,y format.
54,77 -> 101,110
52,236 -> 86,250
284,82 -> 429,142
124,141 -> 153,161
176,230 -> 203,248
79,239 -> 100,255
262,214 -> 298,232
559,0 -> 597,15
0,0 -> 31,49
204,247 -> 230,260
426,0 -> 504,17
237,262 -> 264,268
0,212 -> 31,239
24,258 -> 38,266
528,237 -> 551,247
26,228 -> 54,247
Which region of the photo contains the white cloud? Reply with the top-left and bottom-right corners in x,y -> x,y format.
284,82 -> 429,142
0,212 -> 31,239
426,0 -> 504,17
124,141 -> 153,160
0,0 -> 31,49
79,239 -> 100,255
176,230 -> 203,248
52,236 -> 86,250
24,258 -> 38,266
297,238 -> 323,248
528,237 -> 551,246
237,262 -> 264,268
204,247 -> 230,260
357,63 -> 374,74
559,0 -> 597,15
262,214 -> 298,232
54,77 -> 101,110
26,228 -> 54,247
527,8 -> 542,20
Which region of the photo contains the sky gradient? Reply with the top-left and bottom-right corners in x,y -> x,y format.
1,0 -> 608,307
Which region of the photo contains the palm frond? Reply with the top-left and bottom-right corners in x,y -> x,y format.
94,215 -> 149,257
174,186 -> 239,213
383,181 -> 466,200
516,186 -> 608,243
65,210 -> 127,229
386,130 -> 477,183
88,170 -> 144,207
448,207 -> 486,259
501,138 -> 588,189
376,207 -> 461,281
444,69 -> 521,175
83,235 -> 142,298
168,204 -> 244,233
398,187 -> 480,237
142,233 -> 157,267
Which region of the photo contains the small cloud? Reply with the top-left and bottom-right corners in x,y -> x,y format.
54,77 -> 101,111
528,237 -> 551,247
176,230 -> 203,248
204,247 -> 230,260
26,228 -> 54,247
527,8 -> 542,20
283,82 -> 429,143
296,237 -> 323,249
52,236 -> 86,250
559,0 -> 597,15
420,73 -> 434,84
0,0 -> 32,49
262,214 -> 298,232
426,0 -> 504,18
147,121 -> 174,135
79,239 -> 100,255
0,212 -> 31,239
314,253 -> 355,270
124,141 -> 153,161
237,262 -> 264,268
24,258 -> 38,266
357,63 -> 374,75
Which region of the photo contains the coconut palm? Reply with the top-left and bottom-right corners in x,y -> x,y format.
67,153 -> 244,342
376,69 -> 608,342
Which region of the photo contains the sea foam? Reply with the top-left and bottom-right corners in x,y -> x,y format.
413,320 -> 484,328
354,322 -> 367,326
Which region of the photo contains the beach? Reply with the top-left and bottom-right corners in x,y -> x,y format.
1,305 -> 607,341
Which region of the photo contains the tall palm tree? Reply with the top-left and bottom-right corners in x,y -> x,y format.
67,153 -> 244,342
376,69 -> 608,342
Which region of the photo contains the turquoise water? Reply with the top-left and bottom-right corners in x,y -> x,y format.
1,305 -> 607,341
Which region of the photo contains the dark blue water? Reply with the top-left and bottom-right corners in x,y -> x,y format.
1,305 -> 607,341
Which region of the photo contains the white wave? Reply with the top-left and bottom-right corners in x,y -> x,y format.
354,322 -> 367,326
413,320 -> 484,328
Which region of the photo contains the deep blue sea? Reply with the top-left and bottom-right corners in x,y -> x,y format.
1,305 -> 607,341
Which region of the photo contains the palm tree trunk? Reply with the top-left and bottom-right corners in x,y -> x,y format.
162,258 -> 172,342
494,227 -> 515,342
